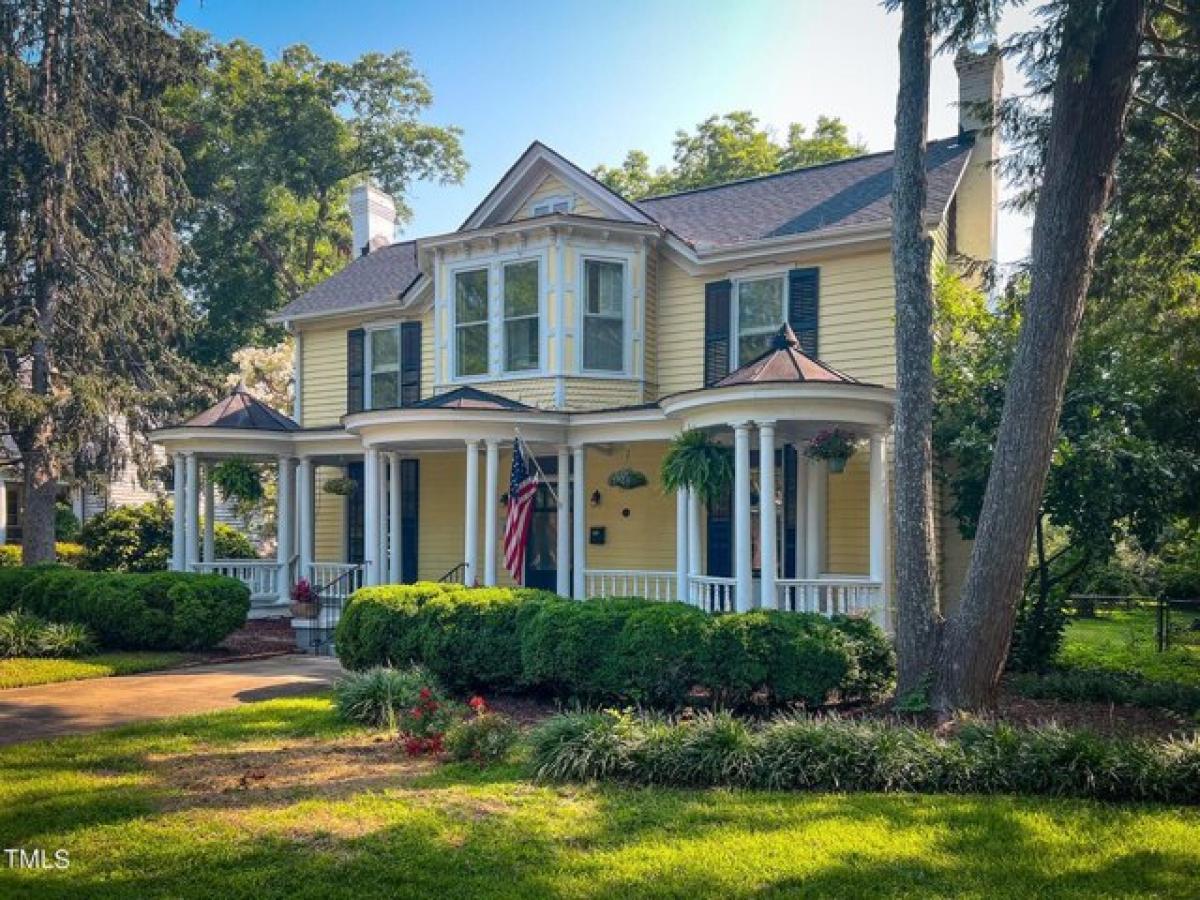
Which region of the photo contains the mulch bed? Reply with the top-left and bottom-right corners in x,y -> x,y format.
193,619 -> 297,662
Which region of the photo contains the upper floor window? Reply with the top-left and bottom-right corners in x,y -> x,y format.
734,275 -> 785,365
582,258 -> 625,372
531,195 -> 572,217
503,260 -> 539,372
368,328 -> 400,408
455,268 -> 489,377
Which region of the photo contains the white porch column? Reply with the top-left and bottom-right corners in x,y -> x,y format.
276,456 -> 294,603
184,453 -> 199,570
687,488 -> 702,579
463,440 -> 480,586
794,447 -> 809,578
202,464 -> 216,563
556,445 -> 571,596
483,439 -> 499,586
363,448 -> 380,586
0,478 -> 7,546
805,459 -> 827,578
376,453 -> 389,582
171,454 -> 185,570
298,457 -> 314,583
572,445 -> 586,599
758,421 -> 777,609
675,487 -> 689,603
389,453 -> 402,584
869,434 -> 886,584
733,423 -> 753,612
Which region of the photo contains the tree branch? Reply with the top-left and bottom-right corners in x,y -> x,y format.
1133,95 -> 1200,135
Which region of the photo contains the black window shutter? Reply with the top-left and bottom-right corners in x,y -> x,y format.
703,279 -> 732,386
346,462 -> 365,564
346,328 -> 365,413
400,322 -> 421,407
706,484 -> 733,577
400,458 -> 419,583
782,445 -> 797,579
787,268 -> 819,357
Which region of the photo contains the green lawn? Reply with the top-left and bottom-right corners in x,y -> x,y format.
1059,608 -> 1200,686
1,698 -> 1198,899
0,652 -> 190,689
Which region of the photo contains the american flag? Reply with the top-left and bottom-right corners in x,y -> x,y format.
503,439 -> 540,583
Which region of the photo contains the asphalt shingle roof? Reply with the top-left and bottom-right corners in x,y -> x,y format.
413,385 -> 532,411
635,136 -> 972,251
716,324 -> 860,387
184,386 -> 300,431
276,240 -> 420,320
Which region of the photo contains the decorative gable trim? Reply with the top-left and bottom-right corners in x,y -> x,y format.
460,142 -> 655,231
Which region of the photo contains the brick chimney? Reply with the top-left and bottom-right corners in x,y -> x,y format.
349,184 -> 397,257
953,45 -> 1003,267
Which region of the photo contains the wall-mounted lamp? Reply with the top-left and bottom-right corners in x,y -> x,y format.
590,489 -> 602,507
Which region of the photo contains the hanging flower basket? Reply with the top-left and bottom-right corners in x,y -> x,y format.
804,428 -> 858,474
323,477 -> 358,497
607,467 -> 648,490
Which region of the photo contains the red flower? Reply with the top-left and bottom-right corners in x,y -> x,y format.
418,687 -> 432,700
468,696 -> 487,712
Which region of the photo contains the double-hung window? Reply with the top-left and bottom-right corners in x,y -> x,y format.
455,268 -> 489,378
503,260 -> 539,372
734,275 -> 785,365
368,328 -> 400,408
582,258 -> 625,372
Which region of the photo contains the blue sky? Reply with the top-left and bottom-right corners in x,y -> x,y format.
178,0 -> 1034,264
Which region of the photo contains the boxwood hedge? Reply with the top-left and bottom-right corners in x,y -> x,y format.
0,565 -> 249,650
335,585 -> 894,708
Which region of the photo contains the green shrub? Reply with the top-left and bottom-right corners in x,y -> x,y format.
445,709 -> 519,764
615,602 -> 709,706
0,544 -> 83,568
79,501 -> 256,573
529,710 -> 1200,804
418,588 -> 531,691
830,615 -> 897,701
519,598 -> 646,700
1010,667 -> 1200,718
0,545 -> 20,568
334,665 -> 441,729
0,568 -> 248,650
55,502 -> 80,541
0,610 -> 49,657
334,582 -> 458,671
35,620 -> 97,656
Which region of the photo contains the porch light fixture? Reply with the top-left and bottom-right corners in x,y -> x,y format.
590,489 -> 602,507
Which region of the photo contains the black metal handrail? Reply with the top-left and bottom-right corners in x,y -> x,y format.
306,563 -> 365,655
438,562 -> 468,584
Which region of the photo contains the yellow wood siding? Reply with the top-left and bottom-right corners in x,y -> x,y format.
513,173 -> 603,220
300,325 -> 347,427
580,443 -> 677,573
416,451 -> 465,581
825,454 -> 869,575
564,378 -> 643,410
313,465 -> 346,562
643,251 -> 659,398
655,257 -> 707,396
420,307 -> 435,400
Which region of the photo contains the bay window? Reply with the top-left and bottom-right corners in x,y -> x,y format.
455,268 -> 489,377
582,258 -> 625,372
503,260 -> 539,372
735,275 -> 785,365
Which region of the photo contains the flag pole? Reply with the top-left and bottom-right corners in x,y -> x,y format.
513,427 -> 560,505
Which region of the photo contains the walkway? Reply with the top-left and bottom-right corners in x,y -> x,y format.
0,655 -> 343,746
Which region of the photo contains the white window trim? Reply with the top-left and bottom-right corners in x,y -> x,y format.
731,272 -> 788,369
577,252 -> 635,377
363,322 -> 409,410
446,248 -> 550,384
530,194 -> 573,217
501,258 -> 542,374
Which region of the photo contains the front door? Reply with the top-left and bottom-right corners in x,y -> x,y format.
524,481 -> 558,590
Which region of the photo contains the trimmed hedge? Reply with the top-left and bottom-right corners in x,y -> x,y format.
336,586 -> 894,708
0,566 -> 249,650
530,709 -> 1200,804
0,543 -> 85,568
1010,667 -> 1200,718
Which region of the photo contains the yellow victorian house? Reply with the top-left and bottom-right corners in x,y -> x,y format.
152,49 -> 1001,638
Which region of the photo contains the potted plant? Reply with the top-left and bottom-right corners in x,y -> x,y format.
323,476 -> 357,496
290,578 -> 319,618
804,428 -> 858,474
607,467 -> 649,490
660,429 -> 733,501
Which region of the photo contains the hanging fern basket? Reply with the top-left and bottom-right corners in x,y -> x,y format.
607,467 -> 648,490
323,477 -> 358,497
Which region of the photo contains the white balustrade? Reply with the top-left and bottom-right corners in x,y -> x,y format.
192,560 -> 284,603
309,562 -> 366,601
584,569 -> 677,601
777,578 -> 883,617
688,575 -> 737,613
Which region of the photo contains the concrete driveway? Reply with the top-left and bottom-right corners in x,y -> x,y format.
0,655 -> 344,746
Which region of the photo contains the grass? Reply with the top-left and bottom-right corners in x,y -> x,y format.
0,652 -> 190,689
2,698 -> 1199,899
1059,607 -> 1200,687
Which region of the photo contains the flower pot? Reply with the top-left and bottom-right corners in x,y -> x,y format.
291,600 -> 320,619
828,456 -> 848,474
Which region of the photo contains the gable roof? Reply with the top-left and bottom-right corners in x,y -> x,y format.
274,240 -> 421,322
635,135 -> 972,251
413,385 -> 532,411
716,324 -> 860,387
184,386 -> 300,431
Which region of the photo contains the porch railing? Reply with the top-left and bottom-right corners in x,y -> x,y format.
689,575 -> 737,613
193,560 -> 284,603
777,578 -> 883,617
309,562 -> 365,602
585,569 -> 677,601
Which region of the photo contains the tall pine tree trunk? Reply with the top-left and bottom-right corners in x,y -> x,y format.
935,0 -> 1148,710
890,0 -> 941,697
